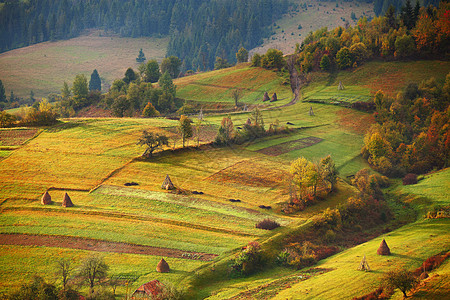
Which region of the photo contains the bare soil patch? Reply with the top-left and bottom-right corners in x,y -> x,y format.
257,136 -> 323,156
0,128 -> 39,146
0,233 -> 217,261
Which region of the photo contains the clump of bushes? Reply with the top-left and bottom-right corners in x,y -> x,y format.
414,251 -> 450,275
402,173 -> 418,185
256,219 -> 280,230
231,241 -> 266,277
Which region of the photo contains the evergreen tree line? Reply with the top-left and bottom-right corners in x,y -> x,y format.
373,0 -> 439,16
0,0 -> 288,70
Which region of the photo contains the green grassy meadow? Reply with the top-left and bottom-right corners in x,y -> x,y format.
0,57 -> 449,299
0,31 -> 168,98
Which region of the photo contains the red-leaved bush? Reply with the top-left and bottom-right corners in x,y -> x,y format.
402,173 -> 418,185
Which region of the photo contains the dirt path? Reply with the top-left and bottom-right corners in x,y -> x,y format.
0,233 -> 218,261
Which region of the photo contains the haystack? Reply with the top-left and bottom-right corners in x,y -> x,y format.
161,175 -> 174,190
245,118 -> 252,126
41,191 -> 52,205
263,92 -> 270,102
377,239 -> 391,255
62,192 -> 74,207
358,255 -> 371,271
338,81 -> 345,90
156,258 -> 170,273
270,93 -> 278,102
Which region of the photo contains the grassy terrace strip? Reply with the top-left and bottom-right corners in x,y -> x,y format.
0,233 -> 218,261
0,210 -> 249,254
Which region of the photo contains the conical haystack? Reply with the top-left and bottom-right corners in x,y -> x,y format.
161,175 -> 174,190
270,93 -> 278,102
263,92 -> 270,102
62,192 -> 74,207
358,255 -> 371,271
156,258 -> 170,273
377,239 -> 391,255
41,191 -> 52,205
338,81 -> 345,90
245,118 -> 252,126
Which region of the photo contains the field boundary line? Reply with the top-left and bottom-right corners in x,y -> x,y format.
1,207 -> 258,238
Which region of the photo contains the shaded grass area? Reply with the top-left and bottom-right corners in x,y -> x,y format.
0,33 -> 168,98
0,245 -> 204,297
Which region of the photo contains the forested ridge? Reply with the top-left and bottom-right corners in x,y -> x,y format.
0,0 -> 288,70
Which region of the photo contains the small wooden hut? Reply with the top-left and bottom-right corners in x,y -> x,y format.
377,239 -> 391,255
161,175 -> 174,190
270,93 -> 278,102
62,192 -> 74,207
41,191 -> 52,205
263,92 -> 270,102
131,280 -> 164,299
156,258 -> 170,273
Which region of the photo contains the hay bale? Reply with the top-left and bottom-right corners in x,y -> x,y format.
270,93 -> 278,102
161,175 -> 174,190
62,192 -> 74,207
156,258 -> 170,273
263,92 -> 270,102
377,239 -> 391,255
41,191 -> 52,205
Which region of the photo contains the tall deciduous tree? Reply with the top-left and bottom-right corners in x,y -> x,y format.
161,56 -> 182,78
178,115 -> 193,147
382,269 -> 417,297
89,69 -> 101,92
236,47 -> 249,63
231,88 -> 243,107
137,130 -> 169,157
78,256 -> 109,295
55,258 -> 73,291
72,74 -> 88,100
215,116 -> 235,145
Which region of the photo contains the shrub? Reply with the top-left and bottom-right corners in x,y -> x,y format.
256,219 -> 280,230
382,269 -> 417,298
402,173 -> 418,185
231,241 -> 265,276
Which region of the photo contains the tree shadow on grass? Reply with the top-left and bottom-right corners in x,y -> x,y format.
390,253 -> 423,263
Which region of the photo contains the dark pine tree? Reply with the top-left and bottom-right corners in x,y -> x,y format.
89,69 -> 101,92
0,80 -> 6,103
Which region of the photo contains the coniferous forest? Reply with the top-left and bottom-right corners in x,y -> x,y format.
0,0 -> 289,70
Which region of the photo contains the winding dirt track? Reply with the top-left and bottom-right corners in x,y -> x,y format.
0,233 -> 217,261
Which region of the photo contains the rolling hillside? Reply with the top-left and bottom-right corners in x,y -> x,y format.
0,31 -> 168,98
